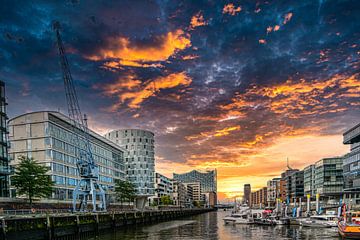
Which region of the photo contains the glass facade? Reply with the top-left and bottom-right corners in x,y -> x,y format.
314,157 -> 343,197
304,164 -> 315,196
0,81 -> 10,197
173,169 -> 217,193
343,123 -> 360,204
8,111 -> 125,200
105,129 -> 155,196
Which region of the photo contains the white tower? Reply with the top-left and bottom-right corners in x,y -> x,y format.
105,129 -> 155,209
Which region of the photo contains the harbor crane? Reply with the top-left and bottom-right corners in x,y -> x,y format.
53,21 -> 106,212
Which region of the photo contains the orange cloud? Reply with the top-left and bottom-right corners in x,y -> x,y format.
190,12 -> 208,29
185,125 -> 241,142
182,54 -> 199,60
221,73 -> 360,118
283,12 -> 293,25
214,126 -> 241,137
223,3 -> 242,16
87,29 -> 191,68
101,72 -> 192,110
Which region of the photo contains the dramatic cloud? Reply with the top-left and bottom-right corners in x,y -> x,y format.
87,29 -> 191,68
189,12 -> 208,29
1,0 -> 359,200
100,72 -> 192,109
223,3 -> 242,16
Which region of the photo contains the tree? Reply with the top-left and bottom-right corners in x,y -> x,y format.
160,195 -> 173,205
11,156 -> 54,207
193,200 -> 201,208
115,180 -> 136,205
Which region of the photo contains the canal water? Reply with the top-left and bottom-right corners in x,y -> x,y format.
94,210 -> 341,240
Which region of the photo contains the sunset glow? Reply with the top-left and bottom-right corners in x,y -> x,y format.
2,0 -> 359,202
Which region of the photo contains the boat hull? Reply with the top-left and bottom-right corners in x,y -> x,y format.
338,221 -> 360,239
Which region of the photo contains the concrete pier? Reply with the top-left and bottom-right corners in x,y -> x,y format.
0,208 -> 213,240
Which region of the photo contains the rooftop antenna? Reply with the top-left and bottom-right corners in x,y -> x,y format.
287,157 -> 293,170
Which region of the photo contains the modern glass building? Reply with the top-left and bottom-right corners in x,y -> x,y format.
0,81 -> 10,197
8,111 -> 125,200
290,171 -> 304,201
343,123 -> 360,203
174,169 -> 217,207
304,164 -> 316,197
105,129 -> 155,208
314,157 -> 343,198
173,169 -> 217,193
280,168 -> 299,202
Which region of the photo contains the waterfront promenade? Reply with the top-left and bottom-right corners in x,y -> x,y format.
0,208 -> 213,240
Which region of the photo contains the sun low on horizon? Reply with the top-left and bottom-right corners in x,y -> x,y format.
1,1 -> 359,202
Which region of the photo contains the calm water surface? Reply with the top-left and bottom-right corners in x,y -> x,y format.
94,210 -> 341,240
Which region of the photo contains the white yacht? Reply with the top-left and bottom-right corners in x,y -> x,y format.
300,214 -> 338,228
223,205 -> 252,224
223,212 -> 253,224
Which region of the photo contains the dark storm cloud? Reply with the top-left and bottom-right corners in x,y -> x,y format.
1,0 -> 359,172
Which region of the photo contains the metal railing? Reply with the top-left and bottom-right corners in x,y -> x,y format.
0,208 -> 72,216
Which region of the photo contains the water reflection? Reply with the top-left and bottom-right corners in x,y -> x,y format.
95,211 -> 342,240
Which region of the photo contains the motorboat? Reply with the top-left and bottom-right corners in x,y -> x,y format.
269,216 -> 289,225
338,211 -> 360,238
223,205 -> 252,224
223,212 -> 254,224
253,217 -> 276,225
300,214 -> 338,228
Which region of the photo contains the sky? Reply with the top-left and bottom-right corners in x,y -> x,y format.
1,0 -> 359,201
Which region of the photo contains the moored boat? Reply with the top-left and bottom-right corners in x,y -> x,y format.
300,215 -> 338,228
338,211 -> 360,238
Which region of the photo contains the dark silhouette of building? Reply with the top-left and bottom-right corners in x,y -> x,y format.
243,184 -> 251,205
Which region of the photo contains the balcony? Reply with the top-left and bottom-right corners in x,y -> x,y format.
344,123 -> 360,144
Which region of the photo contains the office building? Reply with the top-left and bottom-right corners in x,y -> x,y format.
8,111 -> 125,200
343,123 -> 360,204
172,180 -> 187,207
105,129 -> 155,209
0,81 -> 11,197
290,170 -> 304,201
203,191 -> 217,208
314,157 -> 343,199
281,168 -> 299,202
184,182 -> 202,203
267,178 -> 280,207
151,172 -> 173,205
304,164 -> 316,197
243,184 -> 251,205
173,169 -> 217,205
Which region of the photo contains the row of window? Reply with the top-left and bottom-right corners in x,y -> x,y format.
49,123 -> 119,159
52,174 -> 115,186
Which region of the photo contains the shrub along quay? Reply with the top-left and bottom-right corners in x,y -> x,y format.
0,208 -> 213,240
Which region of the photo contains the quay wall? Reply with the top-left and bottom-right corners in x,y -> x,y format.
0,208 -> 213,240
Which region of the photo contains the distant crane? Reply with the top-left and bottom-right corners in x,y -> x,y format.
53,21 -> 106,212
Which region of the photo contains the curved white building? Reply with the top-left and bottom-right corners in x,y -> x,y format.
105,129 -> 155,209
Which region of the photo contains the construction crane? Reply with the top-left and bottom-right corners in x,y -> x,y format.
53,21 -> 106,212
